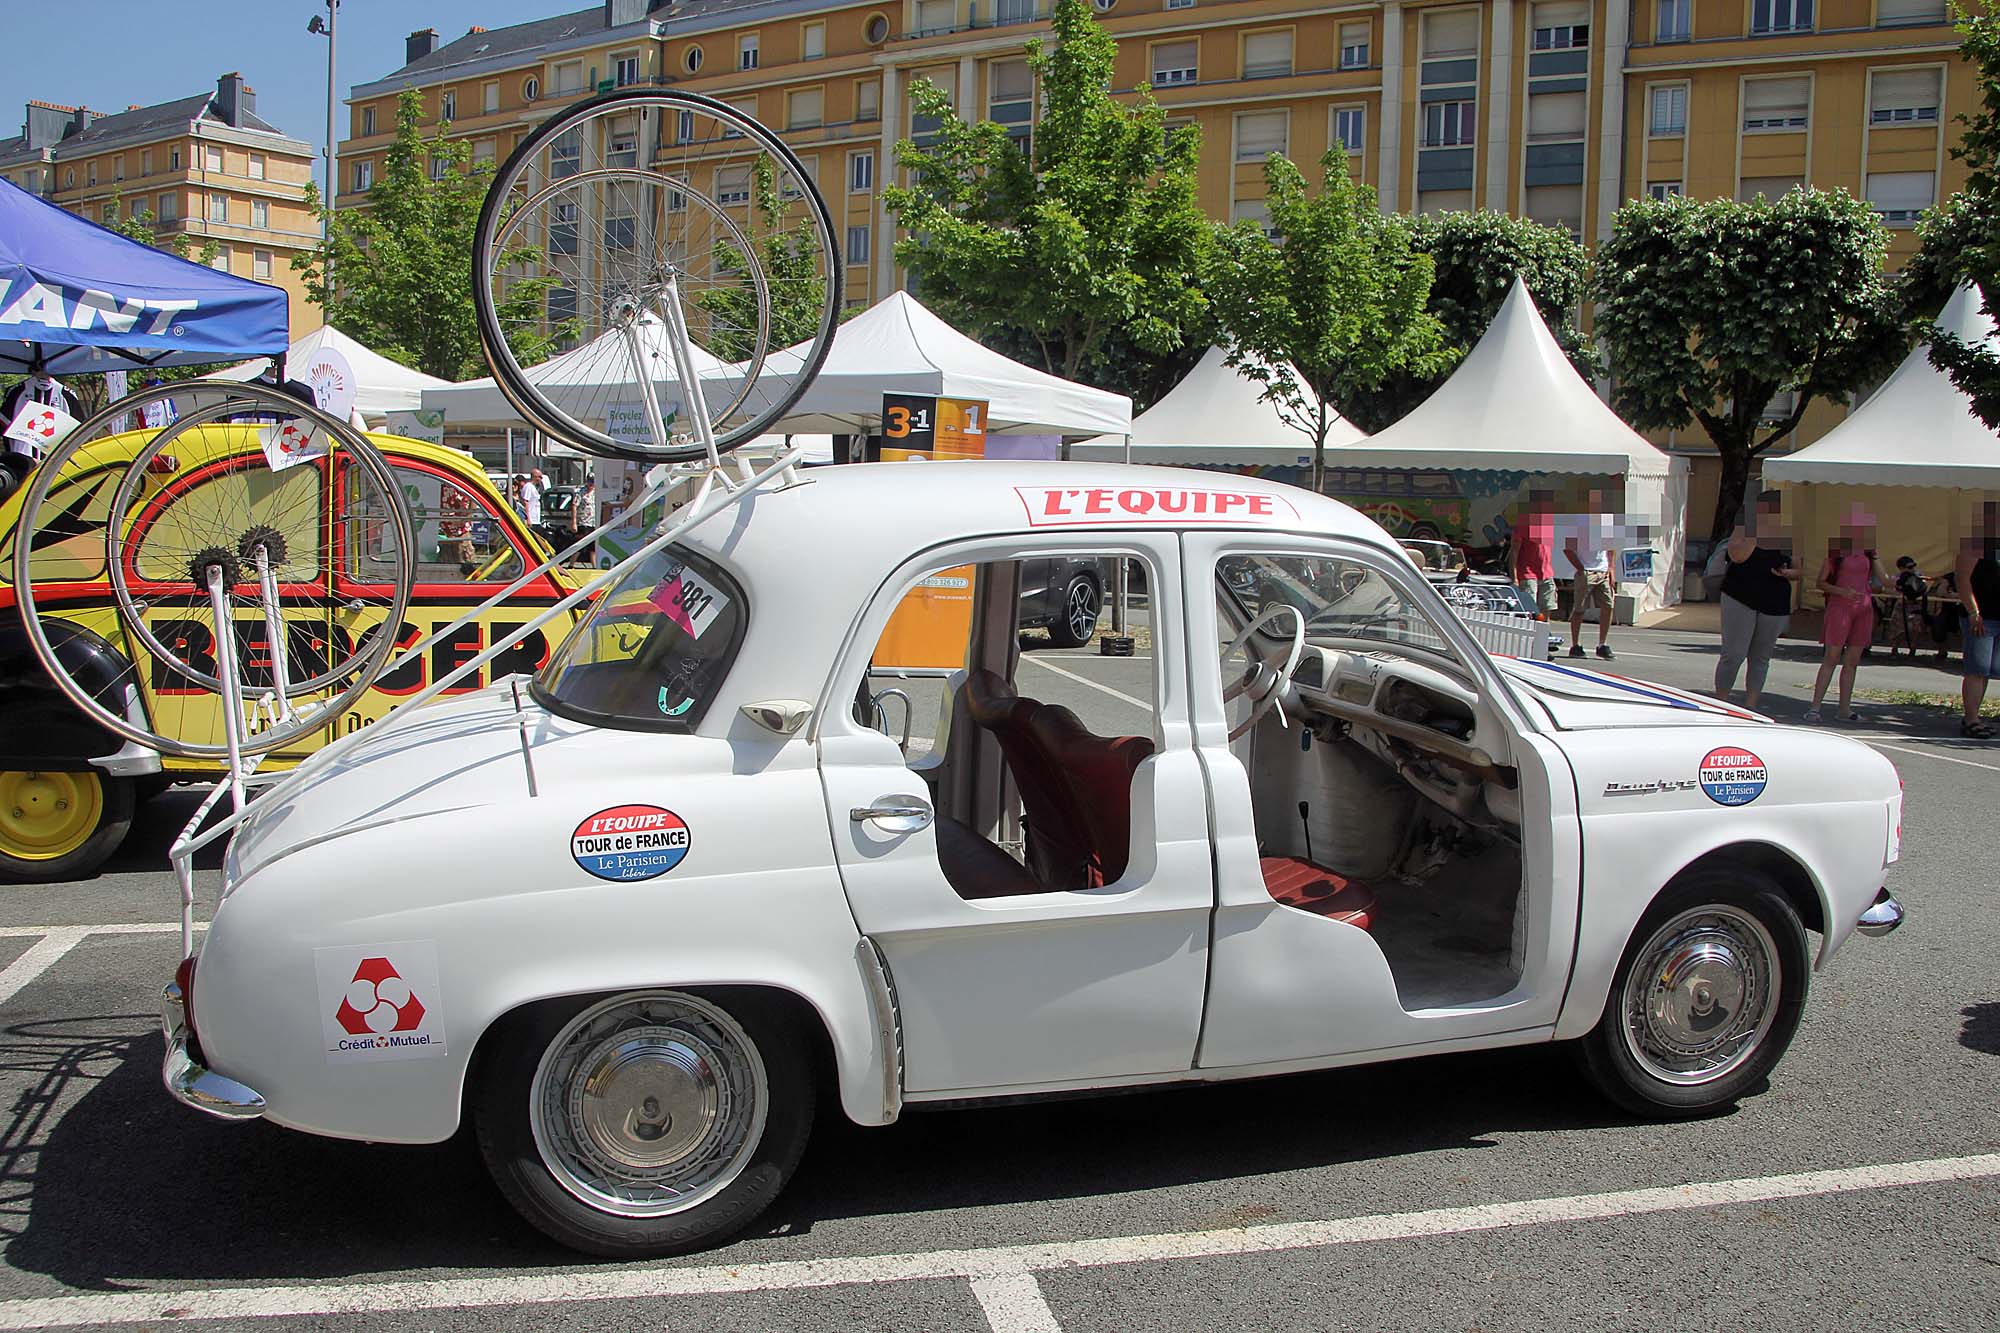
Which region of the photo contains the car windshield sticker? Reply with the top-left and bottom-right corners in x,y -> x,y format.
657,688 -> 692,717
1699,746 -> 1768,806
1016,486 -> 1301,527
313,941 -> 448,1064
572,805 -> 691,881
647,561 -> 729,638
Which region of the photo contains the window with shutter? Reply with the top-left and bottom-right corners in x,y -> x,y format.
803,22 -> 826,59
858,80 -> 882,121
1742,76 -> 1810,130
1528,91 -> 1586,141
1866,170 -> 1934,225
1649,84 -> 1687,135
1869,68 -> 1942,124
1737,174 -> 1803,201
1242,31 -> 1293,80
716,166 -> 751,207
1422,8 -> 1480,57
1235,110 -> 1288,161
1339,22 -> 1370,69
1875,0 -> 1947,24
789,89 -> 824,129
1525,184 -> 1583,237
1152,41 -> 1198,86
916,0 -> 953,33
1531,1 -> 1588,49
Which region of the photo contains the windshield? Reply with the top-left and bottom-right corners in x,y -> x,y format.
533,544 -> 746,730
1218,553 -> 1464,666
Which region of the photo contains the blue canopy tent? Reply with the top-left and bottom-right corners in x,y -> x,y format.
0,176 -> 289,376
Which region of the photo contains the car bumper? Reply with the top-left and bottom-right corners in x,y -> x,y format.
161,980 -> 265,1121
1855,888 -> 1905,938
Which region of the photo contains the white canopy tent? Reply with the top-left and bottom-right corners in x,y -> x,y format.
208,325 -> 448,419
1332,277 -> 1685,612
419,313 -> 733,426
1067,345 -> 1365,465
717,290 -> 1132,438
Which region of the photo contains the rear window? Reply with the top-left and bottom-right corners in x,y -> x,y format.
533,544 -> 745,731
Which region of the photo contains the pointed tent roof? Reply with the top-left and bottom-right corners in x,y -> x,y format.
208,325 -> 450,415
1067,345 -> 1366,465
1763,283 -> 2000,488
721,290 -> 1132,438
1334,277 -> 1670,476
419,313 -> 733,425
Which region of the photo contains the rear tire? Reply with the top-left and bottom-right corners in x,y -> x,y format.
1044,574 -> 1100,649
473,988 -> 814,1257
1576,867 -> 1809,1118
0,768 -> 133,883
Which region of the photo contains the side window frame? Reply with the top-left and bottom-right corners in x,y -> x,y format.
332,457 -> 555,597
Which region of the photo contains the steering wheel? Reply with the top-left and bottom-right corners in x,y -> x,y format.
1222,602 -> 1307,741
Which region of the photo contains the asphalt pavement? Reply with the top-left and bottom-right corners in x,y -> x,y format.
0,626 -> 1992,1330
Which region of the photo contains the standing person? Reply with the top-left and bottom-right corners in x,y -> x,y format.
1805,509 -> 1889,723
138,377 -> 179,429
1713,491 -> 1801,709
509,474 -> 529,518
569,477 -> 598,566
1563,493 -> 1621,660
521,468 -> 544,528
1955,500 -> 2000,740
0,369 -> 79,498
1510,488 -> 1557,620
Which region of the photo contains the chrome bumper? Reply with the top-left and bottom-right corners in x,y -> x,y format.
1856,889 -> 1905,938
161,980 -> 265,1120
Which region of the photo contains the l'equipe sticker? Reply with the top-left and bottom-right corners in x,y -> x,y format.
572,804 -> 691,881
647,560 -> 729,638
313,940 -> 448,1064
1698,746 -> 1768,807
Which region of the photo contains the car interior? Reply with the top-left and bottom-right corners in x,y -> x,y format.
856,548 -> 1528,1013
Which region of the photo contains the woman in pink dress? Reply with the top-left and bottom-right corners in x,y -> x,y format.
1806,511 -> 1888,723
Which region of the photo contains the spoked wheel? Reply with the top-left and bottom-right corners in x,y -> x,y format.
474,89 -> 841,463
474,989 -> 815,1256
9,382 -> 415,758
1577,867 -> 1809,1117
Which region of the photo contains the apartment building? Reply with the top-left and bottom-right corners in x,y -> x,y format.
0,74 -> 324,338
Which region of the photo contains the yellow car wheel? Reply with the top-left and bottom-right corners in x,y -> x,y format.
0,769 -> 135,884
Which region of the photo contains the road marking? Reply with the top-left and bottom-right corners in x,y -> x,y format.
0,1153 -> 1992,1330
968,1271 -> 1062,1333
1020,655 -> 1150,710
0,923 -> 187,938
1863,739 -> 2000,773
0,928 -> 91,1007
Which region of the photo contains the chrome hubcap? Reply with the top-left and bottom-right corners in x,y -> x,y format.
531,993 -> 767,1217
1622,906 -> 1779,1086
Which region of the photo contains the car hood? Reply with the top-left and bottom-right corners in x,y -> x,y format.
1494,656 -> 1768,729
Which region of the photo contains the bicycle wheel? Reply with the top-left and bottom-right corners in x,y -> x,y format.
474,89 -> 841,463
9,382 -> 414,759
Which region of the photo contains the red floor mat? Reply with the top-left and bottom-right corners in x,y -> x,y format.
1260,856 -> 1375,929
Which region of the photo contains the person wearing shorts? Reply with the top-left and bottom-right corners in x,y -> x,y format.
1511,490 -> 1557,617
1956,503 -> 2000,739
1562,499 -> 1620,660
1806,517 -> 1887,723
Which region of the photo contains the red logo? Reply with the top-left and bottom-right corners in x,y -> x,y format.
333,956 -> 426,1036
273,422 -> 312,455
30,409 -> 58,439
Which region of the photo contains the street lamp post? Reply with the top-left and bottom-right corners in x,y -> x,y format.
308,1 -> 339,295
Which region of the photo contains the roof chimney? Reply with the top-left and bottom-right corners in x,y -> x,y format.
215,72 -> 254,127
406,28 -> 440,65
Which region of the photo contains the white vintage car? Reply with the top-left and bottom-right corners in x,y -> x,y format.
162,462 -> 1905,1257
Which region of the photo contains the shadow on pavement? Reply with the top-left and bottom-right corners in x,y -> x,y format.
1960,1002 -> 2000,1056
98,791 -> 228,878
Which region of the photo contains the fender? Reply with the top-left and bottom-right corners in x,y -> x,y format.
0,616 -> 149,769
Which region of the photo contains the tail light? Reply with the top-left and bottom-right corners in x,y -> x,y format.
174,954 -> 199,1042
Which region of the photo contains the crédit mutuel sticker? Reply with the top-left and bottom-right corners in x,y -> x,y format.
313,941 -> 447,1064
1698,746 -> 1768,807
571,804 -> 691,882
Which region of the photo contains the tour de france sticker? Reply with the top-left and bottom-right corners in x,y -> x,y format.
647,560 -> 729,640
1698,746 -> 1768,807
313,940 -> 448,1065
572,804 -> 692,882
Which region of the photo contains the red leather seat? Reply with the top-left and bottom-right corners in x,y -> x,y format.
1260,856 -> 1375,929
962,670 -> 1092,889
1029,704 -> 1155,888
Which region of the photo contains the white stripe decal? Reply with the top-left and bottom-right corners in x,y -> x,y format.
0,1153 -> 1991,1329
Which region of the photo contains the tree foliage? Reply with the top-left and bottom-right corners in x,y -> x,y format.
882,0 -> 1212,383
1912,5 -> 2000,423
1207,150 -> 1450,492
1343,210 -> 1598,432
293,88 -> 557,380
698,154 -> 828,362
1593,188 -> 1903,543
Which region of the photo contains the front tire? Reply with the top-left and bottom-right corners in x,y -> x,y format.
473,988 -> 814,1257
1577,867 -> 1809,1117
1044,574 -> 1101,649
0,768 -> 134,883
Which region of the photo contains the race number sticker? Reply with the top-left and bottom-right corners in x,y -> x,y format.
647,561 -> 729,638
313,941 -> 448,1064
572,804 -> 691,882
1698,746 -> 1768,807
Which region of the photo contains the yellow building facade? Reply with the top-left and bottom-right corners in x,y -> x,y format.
0,75 -> 324,340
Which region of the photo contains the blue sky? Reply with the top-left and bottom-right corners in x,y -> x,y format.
0,1 -> 571,194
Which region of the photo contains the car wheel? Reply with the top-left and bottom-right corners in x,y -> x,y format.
1044,574 -> 1100,649
473,988 -> 814,1257
1576,867 -> 1808,1118
0,768 -> 134,883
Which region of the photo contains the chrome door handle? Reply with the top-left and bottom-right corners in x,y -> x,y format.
849,796 -> 933,833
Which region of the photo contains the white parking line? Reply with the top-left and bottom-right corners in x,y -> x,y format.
0,928 -> 91,1008
0,1152 -> 1991,1330
1019,655 -> 1150,711
968,1270 -> 1062,1333
1863,739 -> 2000,773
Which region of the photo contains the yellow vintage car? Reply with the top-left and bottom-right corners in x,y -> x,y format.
0,428 -> 588,882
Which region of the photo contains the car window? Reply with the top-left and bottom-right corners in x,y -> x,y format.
533,544 -> 745,731
0,466 -> 120,586
399,466 -> 525,585
1218,553 -> 1464,669
131,462 -> 323,585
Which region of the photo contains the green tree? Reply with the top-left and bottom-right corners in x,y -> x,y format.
1593,188 -> 1903,543
1208,150 -> 1450,492
883,0 -> 1212,383
293,88 -> 558,380
698,154 -> 829,361
1342,209 -> 1598,432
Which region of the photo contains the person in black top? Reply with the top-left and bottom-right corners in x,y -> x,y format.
0,370 -> 80,502
1955,499 -> 2000,739
1714,491 -> 1802,709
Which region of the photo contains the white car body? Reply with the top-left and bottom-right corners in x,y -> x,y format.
171,461 -> 1904,1167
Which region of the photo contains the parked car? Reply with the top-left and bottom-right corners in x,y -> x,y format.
1019,554 -> 1104,648
0,430 -> 583,881
163,464 -> 1904,1260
